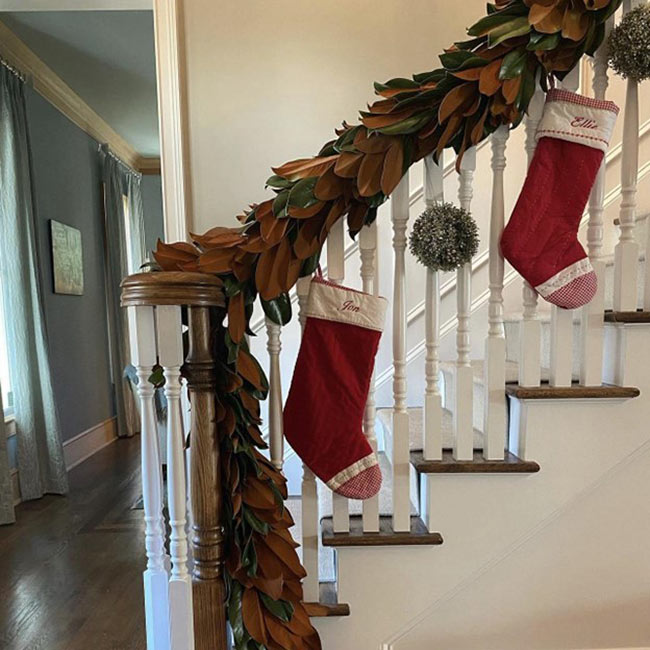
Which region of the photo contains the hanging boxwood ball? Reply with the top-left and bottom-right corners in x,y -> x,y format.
607,5 -> 650,83
409,202 -> 479,272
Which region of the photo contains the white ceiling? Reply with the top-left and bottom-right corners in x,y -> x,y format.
0,10 -> 159,156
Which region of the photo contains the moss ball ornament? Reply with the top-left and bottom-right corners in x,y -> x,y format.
409,202 -> 479,272
607,5 -> 650,83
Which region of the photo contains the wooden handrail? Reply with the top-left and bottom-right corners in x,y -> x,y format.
121,271 -> 228,650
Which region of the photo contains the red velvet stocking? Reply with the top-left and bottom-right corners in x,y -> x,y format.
283,275 -> 387,499
501,89 -> 619,309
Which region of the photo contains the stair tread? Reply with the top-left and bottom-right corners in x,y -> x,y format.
377,406 -> 483,450
604,309 -> 650,323
410,449 -> 540,474
321,514 -> 443,547
505,383 -> 640,400
304,582 -> 350,617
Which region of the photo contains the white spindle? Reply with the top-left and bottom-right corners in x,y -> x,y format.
128,305 -> 170,650
359,221 -> 380,533
327,220 -> 350,533
391,173 -> 411,532
423,156 -> 444,461
519,86 -> 545,387
549,66 -> 580,388
581,19 -> 612,386
483,127 -> 509,460
265,318 -> 284,469
614,0 -> 641,312
453,148 -> 476,461
297,276 -> 319,602
156,305 -> 194,650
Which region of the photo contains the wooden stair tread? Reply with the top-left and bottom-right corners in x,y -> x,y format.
321,515 -> 442,548
410,450 -> 539,474
505,383 -> 639,400
304,582 -> 350,617
604,310 -> 650,323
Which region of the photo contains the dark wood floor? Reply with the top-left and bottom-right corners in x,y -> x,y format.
0,436 -> 146,650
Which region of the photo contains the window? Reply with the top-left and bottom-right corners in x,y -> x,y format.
0,282 -> 14,418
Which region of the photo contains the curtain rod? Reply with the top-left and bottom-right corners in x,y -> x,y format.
98,143 -> 142,180
0,57 -> 26,83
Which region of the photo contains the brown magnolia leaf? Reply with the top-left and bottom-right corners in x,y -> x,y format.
243,479 -> 277,511
314,166 -> 344,201
191,226 -> 245,250
436,112 -> 463,157
262,531 -> 307,579
361,108 -> 417,130
366,97 -> 399,114
221,366 -> 244,393
490,91 -> 508,116
261,237 -> 292,300
561,6 -> 589,41
334,151 -> 364,178
239,234 -> 268,254
357,152 -> 384,197
237,348 -> 265,391
272,155 -> 338,181
197,246 -> 237,274
260,211 -> 289,246
254,200 -> 273,222
220,403 -> 237,437
232,491 -> 242,516
242,589 -> 268,646
287,604 -> 319,637
228,291 -> 246,344
251,574 -> 284,603
463,94 -> 481,117
381,139 -> 405,195
438,83 -> 474,124
353,128 -> 393,154
502,76 -> 522,105
232,251 -> 255,282
471,102 -> 491,145
451,66 -> 484,81
287,202 -> 325,219
282,253 -> 303,293
264,610 -> 301,650
153,239 -> 200,271
246,423 -> 267,448
347,202 -> 367,235
529,1 -> 558,25
294,215 -> 325,260
320,199 -> 347,242
240,390 -> 261,423
273,525 -> 300,549
479,59 -> 503,97
535,5 -> 564,33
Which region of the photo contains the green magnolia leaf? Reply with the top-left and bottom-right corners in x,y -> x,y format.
517,67 -> 537,113
259,593 -> 293,622
272,190 -> 289,218
288,176 -> 319,209
228,583 -> 251,647
148,365 -> 164,388
375,111 -> 435,136
439,50 -> 487,71
224,275 -> 245,297
527,31 -> 561,51
499,48 -> 528,80
300,250 -> 321,277
243,507 -> 269,536
266,174 -> 293,190
488,17 -> 531,48
224,331 -> 240,365
412,69 -> 446,84
374,77 -> 420,93
468,12 -> 518,37
453,36 -> 487,51
261,293 -> 292,326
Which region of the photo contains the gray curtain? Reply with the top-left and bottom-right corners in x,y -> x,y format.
0,65 -> 68,516
0,386 -> 14,524
101,147 -> 145,438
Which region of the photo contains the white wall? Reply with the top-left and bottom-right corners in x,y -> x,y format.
181,0 -> 485,232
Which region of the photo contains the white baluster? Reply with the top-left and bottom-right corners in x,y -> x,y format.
423,156 -> 444,461
519,86 -> 545,387
483,127 -> 509,460
297,276 -> 319,602
128,305 -> 170,650
265,318 -> 284,469
454,148 -> 476,461
359,221 -> 380,533
581,18 -> 612,386
156,305 -> 194,650
327,220 -> 350,533
549,67 -> 581,388
391,173 -> 411,532
614,0 -> 641,312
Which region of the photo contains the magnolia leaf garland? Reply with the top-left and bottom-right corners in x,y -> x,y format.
153,1 -> 622,648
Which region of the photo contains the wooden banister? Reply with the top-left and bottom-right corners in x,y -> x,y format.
121,271 -> 228,650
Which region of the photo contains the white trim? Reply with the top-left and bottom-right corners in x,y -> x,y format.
535,258 -> 594,297
62,416 -> 118,471
4,417 -> 15,438
326,453 -> 378,491
306,281 -> 387,332
153,0 -> 192,242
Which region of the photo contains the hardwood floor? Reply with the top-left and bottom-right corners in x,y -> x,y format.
0,436 -> 146,650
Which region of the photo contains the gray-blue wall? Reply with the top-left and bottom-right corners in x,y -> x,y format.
142,174 -> 164,258
26,87 -> 115,443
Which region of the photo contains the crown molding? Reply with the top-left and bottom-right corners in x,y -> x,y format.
0,1 -> 152,9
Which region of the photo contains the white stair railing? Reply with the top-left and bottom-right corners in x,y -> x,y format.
423,156 -> 444,461
519,86 -> 545,388
580,17 -> 612,386
614,0 -> 641,311
549,66 -> 580,388
265,318 -> 284,469
391,173 -> 412,532
483,126 -> 509,460
454,148 -> 476,461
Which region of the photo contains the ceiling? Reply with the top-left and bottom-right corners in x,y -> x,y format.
0,10 -> 159,156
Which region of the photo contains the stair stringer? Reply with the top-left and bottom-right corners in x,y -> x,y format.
312,326 -> 650,650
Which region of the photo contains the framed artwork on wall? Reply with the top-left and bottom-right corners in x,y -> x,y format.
50,220 -> 84,296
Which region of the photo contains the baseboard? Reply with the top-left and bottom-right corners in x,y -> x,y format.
63,416 -> 118,471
